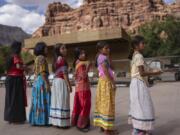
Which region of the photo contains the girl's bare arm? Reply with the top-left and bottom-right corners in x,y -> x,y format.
138,66 -> 162,77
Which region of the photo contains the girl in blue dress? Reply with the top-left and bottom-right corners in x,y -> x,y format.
29,42 -> 51,126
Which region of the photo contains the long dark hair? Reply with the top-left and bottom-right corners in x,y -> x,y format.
6,41 -> 22,71
52,43 -> 65,72
73,48 -> 87,68
128,35 -> 144,60
95,41 -> 109,67
11,41 -> 22,55
34,42 -> 47,56
73,48 -> 81,68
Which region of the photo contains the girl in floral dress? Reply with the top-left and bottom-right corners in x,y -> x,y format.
93,41 -> 116,135
29,42 -> 51,126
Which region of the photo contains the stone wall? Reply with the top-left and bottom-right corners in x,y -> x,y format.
32,0 -> 180,37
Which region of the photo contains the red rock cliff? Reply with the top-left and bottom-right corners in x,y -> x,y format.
32,0 -> 180,37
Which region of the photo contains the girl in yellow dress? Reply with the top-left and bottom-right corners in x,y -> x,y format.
93,41 -> 116,135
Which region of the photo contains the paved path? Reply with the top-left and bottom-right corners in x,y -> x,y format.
0,82 -> 180,135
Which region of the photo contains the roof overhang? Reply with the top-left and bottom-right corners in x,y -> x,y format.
24,27 -> 130,49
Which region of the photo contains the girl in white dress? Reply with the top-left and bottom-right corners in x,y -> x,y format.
49,44 -> 72,128
128,36 -> 162,135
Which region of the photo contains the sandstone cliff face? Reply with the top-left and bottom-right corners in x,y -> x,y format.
32,0 -> 180,38
0,24 -> 30,46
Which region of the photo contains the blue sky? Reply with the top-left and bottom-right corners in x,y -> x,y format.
164,0 -> 176,3
0,0 -> 6,5
0,0 -> 175,34
0,0 -> 83,33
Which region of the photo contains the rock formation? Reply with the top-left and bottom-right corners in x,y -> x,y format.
32,0 -> 180,37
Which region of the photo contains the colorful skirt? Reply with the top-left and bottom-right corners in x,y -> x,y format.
29,75 -> 51,126
4,76 -> 26,123
129,78 -> 155,131
93,77 -> 115,130
49,78 -> 70,127
71,90 -> 91,128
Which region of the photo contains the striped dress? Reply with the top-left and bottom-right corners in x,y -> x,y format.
49,56 -> 70,127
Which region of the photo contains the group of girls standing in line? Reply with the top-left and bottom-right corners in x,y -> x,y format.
4,35 -> 162,135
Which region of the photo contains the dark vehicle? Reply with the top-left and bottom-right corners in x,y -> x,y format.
175,69 -> 180,81
164,64 -> 180,81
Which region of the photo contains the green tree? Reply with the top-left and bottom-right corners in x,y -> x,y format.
0,46 -> 10,74
0,46 -> 34,74
21,51 -> 34,64
139,17 -> 180,57
0,56 -> 4,74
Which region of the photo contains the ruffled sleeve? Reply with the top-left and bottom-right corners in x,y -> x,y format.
97,54 -> 109,67
135,53 -> 144,67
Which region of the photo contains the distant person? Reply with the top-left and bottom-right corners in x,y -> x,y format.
49,44 -> 72,128
93,41 -> 117,135
29,42 -> 51,126
128,36 -> 162,135
71,48 -> 91,132
4,41 -> 27,124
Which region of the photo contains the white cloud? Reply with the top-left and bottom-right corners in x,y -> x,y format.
0,1 -> 84,34
0,4 -> 45,34
73,0 -> 84,8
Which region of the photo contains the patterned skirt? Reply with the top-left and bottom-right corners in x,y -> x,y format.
29,75 -> 51,126
129,78 -> 155,131
93,77 -> 115,130
49,78 -> 70,127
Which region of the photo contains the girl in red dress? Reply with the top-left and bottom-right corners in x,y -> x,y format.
71,48 -> 91,132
